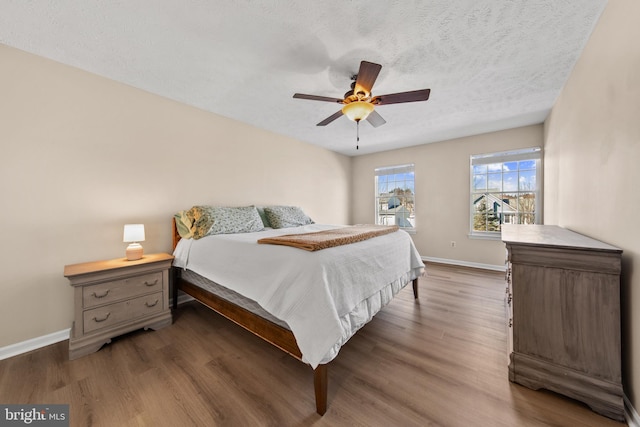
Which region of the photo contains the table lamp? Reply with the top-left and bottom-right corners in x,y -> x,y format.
123,224 -> 145,260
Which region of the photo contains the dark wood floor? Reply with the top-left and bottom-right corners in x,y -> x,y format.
0,264 -> 627,426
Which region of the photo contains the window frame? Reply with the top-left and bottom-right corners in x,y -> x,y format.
374,164 -> 416,233
469,147 -> 542,239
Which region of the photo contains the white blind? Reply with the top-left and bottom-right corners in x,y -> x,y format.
374,164 -> 414,176
471,147 -> 541,166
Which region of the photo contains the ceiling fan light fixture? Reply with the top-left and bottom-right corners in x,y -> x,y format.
342,101 -> 374,122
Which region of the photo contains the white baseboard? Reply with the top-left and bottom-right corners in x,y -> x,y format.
0,294 -> 195,361
626,394 -> 640,427
0,261 -> 497,362
424,257 -> 640,425
0,328 -> 70,361
423,256 -> 505,272
3,274 -> 638,427
176,293 -> 194,305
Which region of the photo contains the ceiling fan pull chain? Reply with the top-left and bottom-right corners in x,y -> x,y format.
356,120 -> 360,150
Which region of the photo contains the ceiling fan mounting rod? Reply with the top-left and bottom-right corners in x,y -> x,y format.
344,93 -> 372,104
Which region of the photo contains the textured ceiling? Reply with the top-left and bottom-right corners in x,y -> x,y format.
0,1 -> 607,156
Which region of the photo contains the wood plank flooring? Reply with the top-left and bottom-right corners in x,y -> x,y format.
0,264 -> 627,426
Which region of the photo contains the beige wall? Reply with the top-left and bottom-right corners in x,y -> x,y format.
351,125 -> 543,268
5,0 -> 639,413
544,0 -> 640,409
0,45 -> 351,348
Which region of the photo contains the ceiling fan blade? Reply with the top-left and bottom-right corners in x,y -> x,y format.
354,61 -> 382,95
373,89 -> 431,105
317,110 -> 344,126
366,110 -> 386,128
293,93 -> 344,103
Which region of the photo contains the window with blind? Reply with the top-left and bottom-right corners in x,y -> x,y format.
375,164 -> 415,231
470,147 -> 542,237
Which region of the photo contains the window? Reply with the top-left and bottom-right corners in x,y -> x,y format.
470,147 -> 541,237
375,164 -> 415,231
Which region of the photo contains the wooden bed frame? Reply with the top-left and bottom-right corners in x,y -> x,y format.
170,219 -> 419,415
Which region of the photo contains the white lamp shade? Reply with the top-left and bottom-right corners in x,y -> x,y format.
123,224 -> 145,243
342,101 -> 374,122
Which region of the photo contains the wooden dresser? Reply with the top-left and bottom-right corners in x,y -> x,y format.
64,253 -> 174,360
502,225 -> 623,421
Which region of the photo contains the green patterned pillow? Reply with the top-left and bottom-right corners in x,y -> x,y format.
209,206 -> 264,235
264,206 -> 314,229
253,206 -> 271,228
187,206 -> 265,239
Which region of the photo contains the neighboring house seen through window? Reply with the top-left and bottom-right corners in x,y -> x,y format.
375,164 -> 415,232
470,147 -> 541,237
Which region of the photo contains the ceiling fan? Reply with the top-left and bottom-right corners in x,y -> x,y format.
293,60 -> 431,149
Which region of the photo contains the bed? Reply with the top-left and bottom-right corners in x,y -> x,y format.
170,206 -> 424,415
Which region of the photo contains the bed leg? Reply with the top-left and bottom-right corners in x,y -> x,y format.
171,267 -> 179,310
314,364 -> 328,415
412,278 -> 419,299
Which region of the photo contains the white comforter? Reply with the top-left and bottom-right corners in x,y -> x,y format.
173,224 -> 424,368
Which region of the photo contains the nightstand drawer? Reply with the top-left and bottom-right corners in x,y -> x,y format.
83,271 -> 163,308
83,291 -> 164,334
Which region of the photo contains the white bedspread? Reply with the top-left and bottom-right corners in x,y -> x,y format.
173,224 -> 424,368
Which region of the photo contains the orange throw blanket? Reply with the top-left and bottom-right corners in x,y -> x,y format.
257,225 -> 400,251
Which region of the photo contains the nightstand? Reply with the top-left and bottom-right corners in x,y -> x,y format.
64,253 -> 174,360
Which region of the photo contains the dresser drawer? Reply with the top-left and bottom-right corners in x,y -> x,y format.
83,271 -> 163,308
83,291 -> 164,334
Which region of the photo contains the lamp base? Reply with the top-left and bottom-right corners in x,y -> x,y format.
126,243 -> 144,261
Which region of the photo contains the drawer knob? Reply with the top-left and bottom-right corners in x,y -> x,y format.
145,299 -> 159,308
92,290 -> 110,299
144,279 -> 159,287
93,313 -> 111,323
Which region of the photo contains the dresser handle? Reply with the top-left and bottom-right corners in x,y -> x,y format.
508,318 -> 513,328
93,313 -> 111,323
144,279 -> 159,287
507,294 -> 512,305
145,300 -> 159,308
92,290 -> 110,298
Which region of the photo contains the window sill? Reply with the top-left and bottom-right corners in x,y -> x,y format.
468,232 -> 501,241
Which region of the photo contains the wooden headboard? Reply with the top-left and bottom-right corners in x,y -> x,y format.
172,218 -> 181,251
